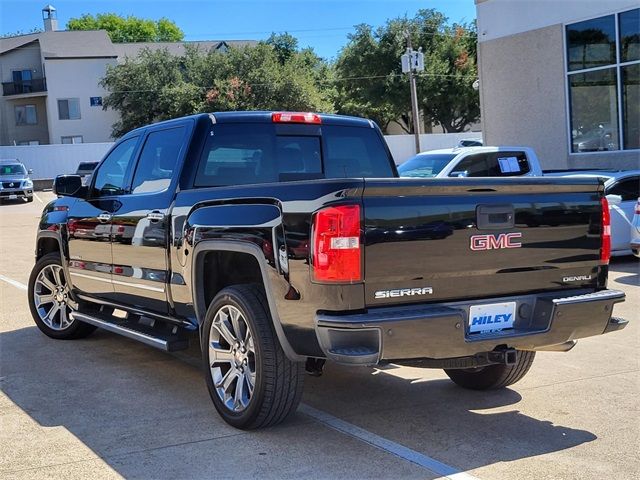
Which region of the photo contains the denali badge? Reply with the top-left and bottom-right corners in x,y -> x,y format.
375,287 -> 433,299
470,233 -> 522,251
563,275 -> 592,282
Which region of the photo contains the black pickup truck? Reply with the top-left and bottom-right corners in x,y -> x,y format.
28,111 -> 627,429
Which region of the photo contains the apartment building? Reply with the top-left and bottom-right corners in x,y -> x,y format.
0,6 -> 255,146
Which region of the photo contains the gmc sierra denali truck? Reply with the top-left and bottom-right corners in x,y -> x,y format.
28,112 -> 627,430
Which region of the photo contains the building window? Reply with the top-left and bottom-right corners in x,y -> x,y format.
15,105 -> 37,125
61,135 -> 83,144
566,8 -> 640,153
17,140 -> 40,146
58,98 -> 81,120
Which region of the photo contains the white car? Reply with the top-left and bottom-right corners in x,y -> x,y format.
631,198 -> 640,258
397,146 -> 543,178
546,170 -> 640,256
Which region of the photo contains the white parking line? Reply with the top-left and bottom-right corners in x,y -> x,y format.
33,192 -> 43,203
0,274 -> 27,291
0,273 -> 478,478
299,404 -> 479,480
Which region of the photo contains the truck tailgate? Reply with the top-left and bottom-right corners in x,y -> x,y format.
363,178 -> 605,307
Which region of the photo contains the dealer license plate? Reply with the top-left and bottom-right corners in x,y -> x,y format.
469,302 -> 516,334
9,194 -> 17,200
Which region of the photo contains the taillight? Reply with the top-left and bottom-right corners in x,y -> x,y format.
635,199 -> 640,215
312,204 -> 361,283
600,196 -> 611,264
272,112 -> 321,124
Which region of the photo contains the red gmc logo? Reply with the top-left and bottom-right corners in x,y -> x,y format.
470,233 -> 522,251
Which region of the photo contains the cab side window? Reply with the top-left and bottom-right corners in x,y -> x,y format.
607,177 -> 640,201
487,151 -> 531,176
131,127 -> 185,194
92,137 -> 138,197
452,154 -> 489,177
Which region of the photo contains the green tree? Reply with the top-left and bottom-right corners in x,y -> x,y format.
334,9 -> 479,133
266,32 -> 299,64
100,42 -> 334,137
67,13 -> 184,42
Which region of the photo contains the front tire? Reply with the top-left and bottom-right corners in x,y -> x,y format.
202,284 -> 304,429
28,252 -> 96,339
444,350 -> 536,390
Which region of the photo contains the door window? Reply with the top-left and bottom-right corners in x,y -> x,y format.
91,137 -> 139,197
131,127 -> 185,194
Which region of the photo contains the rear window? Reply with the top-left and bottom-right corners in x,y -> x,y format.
453,151 -> 531,177
194,123 -> 393,187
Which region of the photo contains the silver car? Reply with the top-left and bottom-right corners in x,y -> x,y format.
631,198 -> 640,258
0,159 -> 34,203
546,170 -> 640,256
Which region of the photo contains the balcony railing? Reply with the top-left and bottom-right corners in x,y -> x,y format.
2,78 -> 47,96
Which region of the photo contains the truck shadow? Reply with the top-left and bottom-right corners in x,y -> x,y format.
304,362 -> 597,472
1,325 -> 596,477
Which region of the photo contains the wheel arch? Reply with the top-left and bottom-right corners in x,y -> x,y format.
192,240 -> 303,362
36,231 -> 64,261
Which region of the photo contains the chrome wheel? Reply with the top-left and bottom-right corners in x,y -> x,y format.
208,304 -> 256,412
33,264 -> 78,331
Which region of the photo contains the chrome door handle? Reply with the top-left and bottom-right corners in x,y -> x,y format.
147,211 -> 165,222
97,212 -> 111,223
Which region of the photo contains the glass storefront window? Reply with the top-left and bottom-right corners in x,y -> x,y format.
569,68 -> 619,153
567,9 -> 640,152
619,9 -> 640,63
567,15 -> 616,71
622,64 -> 639,150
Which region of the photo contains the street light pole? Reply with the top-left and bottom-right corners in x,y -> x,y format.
401,36 -> 424,154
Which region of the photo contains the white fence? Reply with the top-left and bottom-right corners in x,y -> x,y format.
0,143 -> 113,180
385,132 -> 483,164
0,132 -> 482,180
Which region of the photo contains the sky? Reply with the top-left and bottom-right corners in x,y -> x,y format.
0,0 -> 476,59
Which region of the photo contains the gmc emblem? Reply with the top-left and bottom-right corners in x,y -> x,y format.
470,233 -> 522,251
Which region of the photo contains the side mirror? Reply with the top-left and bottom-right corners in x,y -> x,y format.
28,169 -> 33,175
53,174 -> 84,197
605,194 -> 622,206
450,170 -> 468,178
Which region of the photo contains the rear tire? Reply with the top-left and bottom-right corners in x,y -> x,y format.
202,284 -> 304,429
28,252 -> 97,340
444,350 -> 536,390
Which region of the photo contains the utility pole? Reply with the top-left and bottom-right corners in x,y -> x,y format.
401,35 -> 424,154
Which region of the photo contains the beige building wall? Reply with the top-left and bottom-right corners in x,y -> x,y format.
44,58 -> 119,144
1,96 -> 50,145
0,41 -> 49,145
478,25 -> 569,169
476,0 -> 640,170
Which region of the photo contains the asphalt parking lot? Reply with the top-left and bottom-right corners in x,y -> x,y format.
1,192 -> 638,480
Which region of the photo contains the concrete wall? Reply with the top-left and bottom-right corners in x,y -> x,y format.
478,25 -> 569,169
43,58 -> 119,144
0,143 -> 112,179
385,132 -> 484,164
476,0 -> 639,42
